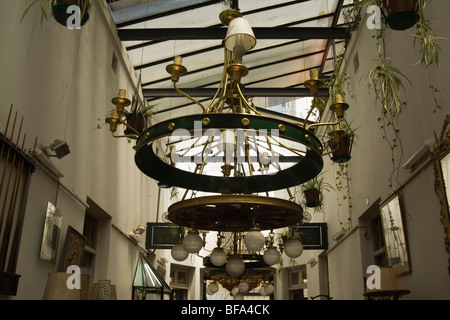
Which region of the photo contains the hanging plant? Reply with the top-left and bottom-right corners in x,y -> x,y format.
381,0 -> 419,31
123,75 -> 155,135
296,173 -> 334,214
22,0 -> 106,27
366,23 -> 410,189
413,0 -> 447,112
350,0 -> 419,31
334,162 -> 353,233
327,118 -> 357,164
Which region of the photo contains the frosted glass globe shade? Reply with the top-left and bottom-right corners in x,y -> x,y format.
234,293 -> 244,300
244,228 -> 265,252
284,239 -> 303,258
264,284 -> 274,295
226,255 -> 245,278
238,282 -> 249,294
171,243 -> 188,261
263,247 -> 281,266
210,247 -> 227,267
208,282 -> 219,295
231,287 -> 239,296
182,232 -> 203,253
259,286 -> 267,296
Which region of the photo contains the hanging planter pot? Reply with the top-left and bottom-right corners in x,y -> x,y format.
303,188 -> 321,208
125,113 -> 146,136
382,0 -> 419,31
52,0 -> 90,27
328,134 -> 353,164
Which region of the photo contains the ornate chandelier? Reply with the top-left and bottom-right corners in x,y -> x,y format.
103,7 -> 350,295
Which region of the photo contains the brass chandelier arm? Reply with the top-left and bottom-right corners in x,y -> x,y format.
110,132 -> 139,140
205,48 -> 231,113
303,97 -> 317,128
322,141 -> 341,157
236,83 -> 261,115
198,133 -> 216,175
118,115 -> 141,136
306,119 -> 341,131
173,82 -> 206,112
244,135 -> 255,176
264,135 -> 294,200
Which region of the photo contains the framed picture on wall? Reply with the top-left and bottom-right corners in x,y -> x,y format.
431,115 -> 450,276
379,194 -> 411,276
40,202 -> 63,264
59,226 -> 86,272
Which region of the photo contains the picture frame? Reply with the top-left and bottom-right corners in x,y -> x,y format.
40,202 -> 63,264
431,115 -> 450,276
379,194 -> 411,276
59,225 -> 86,272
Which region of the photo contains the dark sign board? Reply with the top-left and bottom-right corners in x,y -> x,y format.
146,223 -> 179,249
146,222 -> 328,250
295,223 -> 328,250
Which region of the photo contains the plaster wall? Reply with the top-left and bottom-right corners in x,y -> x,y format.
0,1 -> 158,300
319,1 -> 450,299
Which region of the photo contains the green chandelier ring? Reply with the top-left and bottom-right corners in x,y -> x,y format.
135,113 -> 323,194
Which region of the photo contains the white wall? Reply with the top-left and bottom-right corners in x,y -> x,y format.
318,1 -> 450,300
0,1 -> 157,300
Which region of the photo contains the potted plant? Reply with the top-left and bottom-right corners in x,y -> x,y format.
123,75 -> 155,135
327,116 -> 357,164
22,0 -> 106,27
299,173 -> 333,211
328,134 -> 354,164
381,0 -> 419,31
351,0 -> 418,31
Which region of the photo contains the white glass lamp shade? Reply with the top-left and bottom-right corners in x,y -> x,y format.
171,243 -> 189,261
244,228 -> 265,252
259,286 -> 267,296
234,293 -> 244,300
208,282 -> 219,295
284,239 -> 304,258
263,284 -> 274,295
263,247 -> 281,266
238,282 -> 249,294
182,232 -> 203,253
224,17 -> 256,53
210,247 -> 227,267
226,255 -> 245,278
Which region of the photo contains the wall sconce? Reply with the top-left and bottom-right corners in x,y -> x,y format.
129,224 -> 147,243
402,138 -> 434,171
133,224 -> 147,235
307,258 -> 317,267
47,139 -> 71,159
332,230 -> 345,242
